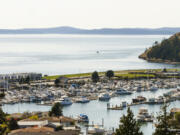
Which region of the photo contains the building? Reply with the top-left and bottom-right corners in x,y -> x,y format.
170,108 -> 180,115
0,73 -> 42,81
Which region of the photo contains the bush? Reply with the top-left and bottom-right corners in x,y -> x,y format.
29,115 -> 38,120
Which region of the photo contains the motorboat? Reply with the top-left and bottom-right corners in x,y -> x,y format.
147,98 -> 156,104
137,108 -> 153,122
78,114 -> 89,123
98,93 -> 111,101
115,88 -> 132,95
76,96 -> 90,103
132,96 -> 146,103
55,96 -> 72,106
150,87 -> 158,92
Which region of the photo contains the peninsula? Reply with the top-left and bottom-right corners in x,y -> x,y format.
139,32 -> 180,64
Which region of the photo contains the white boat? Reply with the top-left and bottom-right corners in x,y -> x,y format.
55,96 -> 72,106
115,88 -> 132,95
76,96 -> 90,103
98,93 -> 111,101
137,108 -> 153,122
88,126 -> 105,134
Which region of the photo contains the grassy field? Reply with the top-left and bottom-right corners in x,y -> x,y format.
43,68 -> 180,80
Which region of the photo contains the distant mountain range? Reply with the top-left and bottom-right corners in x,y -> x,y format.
0,26 -> 180,35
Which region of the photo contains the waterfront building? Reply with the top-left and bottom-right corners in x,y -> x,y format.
0,73 -> 42,81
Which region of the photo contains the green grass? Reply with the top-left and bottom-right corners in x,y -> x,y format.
115,73 -> 155,78
43,68 -> 180,80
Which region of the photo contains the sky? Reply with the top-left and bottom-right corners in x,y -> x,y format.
0,0 -> 180,29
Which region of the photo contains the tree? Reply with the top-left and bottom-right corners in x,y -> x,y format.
106,70 -> 114,79
49,102 -> 63,117
163,68 -> 167,72
8,118 -> 19,130
91,71 -> 99,83
54,79 -> 60,87
153,104 -> 173,135
115,107 -> 143,135
25,76 -> 30,84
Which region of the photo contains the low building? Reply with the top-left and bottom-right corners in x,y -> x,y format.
18,120 -> 48,128
0,73 -> 42,81
170,108 -> 180,115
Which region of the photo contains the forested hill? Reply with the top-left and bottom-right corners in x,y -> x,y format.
139,33 -> 180,62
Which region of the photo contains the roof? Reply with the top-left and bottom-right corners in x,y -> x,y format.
171,108 -> 180,113
60,116 -> 75,123
9,127 -> 54,134
9,127 -> 79,135
18,120 -> 48,126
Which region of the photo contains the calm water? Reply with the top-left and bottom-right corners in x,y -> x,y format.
2,88 -> 180,135
0,34 -> 179,75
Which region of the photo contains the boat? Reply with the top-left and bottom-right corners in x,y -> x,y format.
122,101 -> 127,108
77,114 -> 89,123
115,88 -> 132,95
147,98 -> 156,104
88,126 -> 105,135
136,86 -> 142,92
156,96 -> 164,104
132,96 -> 146,104
150,87 -> 158,92
137,108 -> 153,122
98,93 -> 111,101
55,96 -> 72,106
29,96 -> 36,102
76,96 -> 90,103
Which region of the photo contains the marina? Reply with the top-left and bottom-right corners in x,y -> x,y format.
1,77 -> 180,135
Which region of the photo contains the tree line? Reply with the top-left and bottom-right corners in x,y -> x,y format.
145,34 -> 180,62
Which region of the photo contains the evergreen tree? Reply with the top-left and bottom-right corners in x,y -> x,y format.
106,70 -> 114,79
8,118 -> 19,130
91,71 -> 99,83
153,104 -> 173,135
49,102 -> 63,117
54,79 -> 60,87
115,107 -> 143,135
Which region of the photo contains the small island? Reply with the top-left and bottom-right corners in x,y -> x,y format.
139,32 -> 180,64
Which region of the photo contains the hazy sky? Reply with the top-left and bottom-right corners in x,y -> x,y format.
0,0 -> 180,29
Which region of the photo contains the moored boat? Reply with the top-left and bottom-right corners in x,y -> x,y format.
55,96 -> 72,106
77,114 -> 89,123
98,93 -> 111,101
137,108 -> 153,122
115,88 -> 132,95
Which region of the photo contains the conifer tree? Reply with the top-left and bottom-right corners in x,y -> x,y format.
153,104 -> 173,135
115,107 -> 143,135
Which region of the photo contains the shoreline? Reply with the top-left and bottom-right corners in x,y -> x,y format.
139,56 -> 180,65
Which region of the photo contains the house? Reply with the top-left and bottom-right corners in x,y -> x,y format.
170,108 -> 180,115
59,116 -> 76,127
